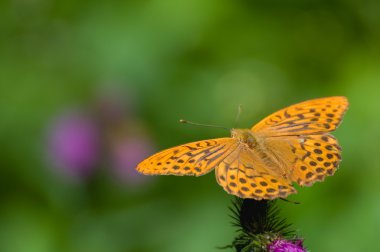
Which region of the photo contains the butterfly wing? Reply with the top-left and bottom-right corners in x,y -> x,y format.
215,145 -> 297,200
251,96 -> 349,136
251,96 -> 348,187
137,138 -> 238,176
264,134 -> 342,186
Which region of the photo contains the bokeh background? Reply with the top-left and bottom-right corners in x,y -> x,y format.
1,0 -> 379,251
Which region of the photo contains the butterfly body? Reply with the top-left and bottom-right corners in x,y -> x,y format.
231,129 -> 285,176
231,128 -> 258,148
137,96 -> 349,200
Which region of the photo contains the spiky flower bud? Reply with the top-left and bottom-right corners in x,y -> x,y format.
223,199 -> 307,252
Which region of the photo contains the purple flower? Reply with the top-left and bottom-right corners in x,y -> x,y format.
268,239 -> 306,252
47,111 -> 100,179
110,135 -> 155,185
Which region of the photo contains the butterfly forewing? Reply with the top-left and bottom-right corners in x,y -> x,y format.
137,138 -> 237,176
251,96 -> 348,136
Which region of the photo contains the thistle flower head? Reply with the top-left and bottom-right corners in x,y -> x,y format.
268,239 -> 305,252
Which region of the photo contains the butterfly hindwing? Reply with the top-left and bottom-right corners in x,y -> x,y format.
137,138 -> 237,176
215,146 -> 297,200
252,96 -> 349,136
264,134 -> 342,187
290,134 -> 342,186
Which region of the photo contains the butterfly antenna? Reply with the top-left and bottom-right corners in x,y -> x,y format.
234,104 -> 243,128
180,119 -> 230,131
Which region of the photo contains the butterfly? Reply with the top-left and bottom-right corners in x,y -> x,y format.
137,96 -> 349,200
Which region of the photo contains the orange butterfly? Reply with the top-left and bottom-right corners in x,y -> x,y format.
137,96 -> 349,200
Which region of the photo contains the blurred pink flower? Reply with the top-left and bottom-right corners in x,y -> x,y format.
110,136 -> 155,185
47,111 -> 100,178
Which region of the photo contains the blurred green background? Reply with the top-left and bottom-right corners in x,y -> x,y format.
1,0 -> 379,251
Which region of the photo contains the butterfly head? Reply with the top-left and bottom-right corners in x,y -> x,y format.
231,129 -> 257,148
